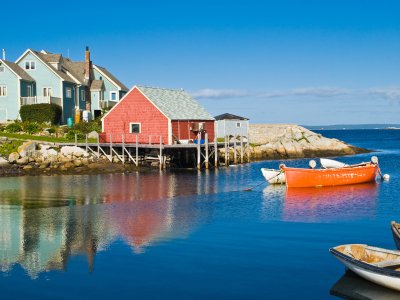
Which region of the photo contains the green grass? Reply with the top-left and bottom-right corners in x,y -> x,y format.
0,132 -> 97,143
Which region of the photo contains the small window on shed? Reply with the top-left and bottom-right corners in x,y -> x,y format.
236,122 -> 241,128
130,123 -> 141,134
66,87 -> 72,98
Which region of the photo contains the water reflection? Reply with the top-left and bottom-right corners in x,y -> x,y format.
330,270 -> 400,299
0,172 -> 216,278
262,183 -> 377,222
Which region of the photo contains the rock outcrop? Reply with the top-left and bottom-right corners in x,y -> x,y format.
248,124 -> 369,160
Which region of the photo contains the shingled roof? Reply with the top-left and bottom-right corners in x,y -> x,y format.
214,113 -> 249,120
137,86 -> 214,120
94,65 -> 128,91
0,60 -> 34,81
90,80 -> 104,91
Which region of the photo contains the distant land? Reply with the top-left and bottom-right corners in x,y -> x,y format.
304,124 -> 400,130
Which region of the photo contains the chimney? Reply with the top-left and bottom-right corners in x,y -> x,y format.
84,46 -> 92,111
84,46 -> 91,83
2,49 -> 5,60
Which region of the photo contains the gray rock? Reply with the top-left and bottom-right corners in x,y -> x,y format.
8,152 -> 20,163
16,157 -> 29,165
18,141 -> 36,157
88,131 -> 99,139
0,157 -> 10,167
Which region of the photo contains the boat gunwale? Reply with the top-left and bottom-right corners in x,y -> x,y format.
330,245 -> 400,278
282,164 -> 377,174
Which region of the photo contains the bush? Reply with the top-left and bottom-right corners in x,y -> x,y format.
21,121 -> 43,134
72,120 -> 101,134
0,140 -> 23,157
65,130 -> 85,141
5,122 -> 23,133
20,104 -> 62,125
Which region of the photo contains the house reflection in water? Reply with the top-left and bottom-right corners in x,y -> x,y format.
0,172 -> 215,278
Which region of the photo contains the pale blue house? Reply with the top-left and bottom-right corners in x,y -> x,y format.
0,48 -> 128,123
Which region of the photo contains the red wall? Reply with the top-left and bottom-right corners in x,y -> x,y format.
171,120 -> 215,142
102,88 -> 169,144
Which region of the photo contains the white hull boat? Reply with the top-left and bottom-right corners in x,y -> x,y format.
320,158 -> 348,169
260,168 -> 285,184
330,244 -> 400,292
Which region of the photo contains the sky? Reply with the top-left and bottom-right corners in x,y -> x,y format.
2,0 -> 400,125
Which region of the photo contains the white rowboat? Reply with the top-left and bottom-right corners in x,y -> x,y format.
320,158 -> 348,169
330,244 -> 400,292
260,168 -> 285,184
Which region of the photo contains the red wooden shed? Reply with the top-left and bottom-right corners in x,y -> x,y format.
101,86 -> 215,145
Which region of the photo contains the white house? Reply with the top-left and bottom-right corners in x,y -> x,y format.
215,113 -> 249,139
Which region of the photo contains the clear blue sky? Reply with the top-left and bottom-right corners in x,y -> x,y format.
3,0 -> 400,125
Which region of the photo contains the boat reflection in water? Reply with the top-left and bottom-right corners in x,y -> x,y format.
330,270 -> 400,300
0,172 -> 215,278
261,183 -> 377,222
283,183 -> 377,222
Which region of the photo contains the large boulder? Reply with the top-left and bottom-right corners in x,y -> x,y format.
8,152 -> 20,163
18,141 -> 37,157
0,157 -> 10,167
88,131 -> 99,139
60,146 -> 89,158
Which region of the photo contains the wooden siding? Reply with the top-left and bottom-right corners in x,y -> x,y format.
171,120 -> 215,142
103,88 -> 169,144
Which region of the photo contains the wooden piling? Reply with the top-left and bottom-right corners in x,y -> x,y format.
159,136 -> 163,170
214,137 -> 218,168
224,135 -> 228,166
135,134 -> 139,166
109,134 -> 113,162
197,133 -> 201,170
233,136 -> 237,164
205,133 -> 209,169
240,135 -> 244,163
122,134 -> 125,164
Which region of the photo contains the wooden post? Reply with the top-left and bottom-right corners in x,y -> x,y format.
75,134 -> 77,146
122,134 -> 125,164
240,135 -> 244,164
214,136 -> 218,168
97,134 -> 100,157
197,133 -> 201,170
205,133 -> 209,169
159,136 -> 163,170
109,134 -> 112,162
233,135 -> 237,164
135,134 -> 139,166
85,134 -> 88,152
224,135 -> 228,166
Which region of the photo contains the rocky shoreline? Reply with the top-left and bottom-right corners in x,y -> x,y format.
247,124 -> 370,160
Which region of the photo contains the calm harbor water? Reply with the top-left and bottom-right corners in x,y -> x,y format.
0,129 -> 400,299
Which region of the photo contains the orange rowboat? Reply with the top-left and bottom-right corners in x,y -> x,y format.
282,163 -> 379,188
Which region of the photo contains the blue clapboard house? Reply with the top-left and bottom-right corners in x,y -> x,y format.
0,48 -> 128,123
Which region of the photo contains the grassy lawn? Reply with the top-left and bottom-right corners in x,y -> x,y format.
0,132 -> 97,144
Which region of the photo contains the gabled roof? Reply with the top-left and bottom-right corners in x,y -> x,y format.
0,60 -> 34,81
214,113 -> 249,121
137,86 -> 214,120
62,59 -> 86,84
90,80 -> 104,91
94,65 -> 128,91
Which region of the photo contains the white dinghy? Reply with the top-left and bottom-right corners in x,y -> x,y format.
330,244 -> 400,292
320,158 -> 348,169
260,168 -> 285,184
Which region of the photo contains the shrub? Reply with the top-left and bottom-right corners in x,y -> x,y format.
0,140 -> 23,157
20,104 -> 62,125
72,120 -> 101,134
5,122 -> 23,133
21,121 -> 43,134
65,129 -> 85,141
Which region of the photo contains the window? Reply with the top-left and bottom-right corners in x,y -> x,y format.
236,122 -> 241,128
110,91 -> 117,101
129,123 -> 141,133
25,61 -> 36,70
43,87 -> 52,97
66,87 -> 72,98
27,86 -> 32,97
0,86 -> 7,97
81,90 -> 85,101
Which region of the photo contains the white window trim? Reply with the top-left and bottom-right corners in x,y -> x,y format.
129,122 -> 141,134
25,61 -> 36,70
110,91 -> 118,102
43,87 -> 52,97
81,90 -> 85,101
66,87 -> 72,98
0,85 -> 7,97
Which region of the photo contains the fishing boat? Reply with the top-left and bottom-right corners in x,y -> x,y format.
391,221 -> 400,250
320,158 -> 347,169
260,168 -> 285,184
282,162 -> 378,188
330,244 -> 400,292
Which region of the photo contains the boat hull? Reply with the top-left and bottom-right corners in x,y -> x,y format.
282,164 -> 378,188
261,168 -> 285,184
330,245 -> 400,292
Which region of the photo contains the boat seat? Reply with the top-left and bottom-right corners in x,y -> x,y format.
371,259 -> 400,267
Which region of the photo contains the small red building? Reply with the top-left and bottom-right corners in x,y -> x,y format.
101,86 -> 215,144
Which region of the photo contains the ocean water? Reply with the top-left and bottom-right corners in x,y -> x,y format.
0,129 -> 399,299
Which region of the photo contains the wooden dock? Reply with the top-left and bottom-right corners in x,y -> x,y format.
60,133 -> 249,169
